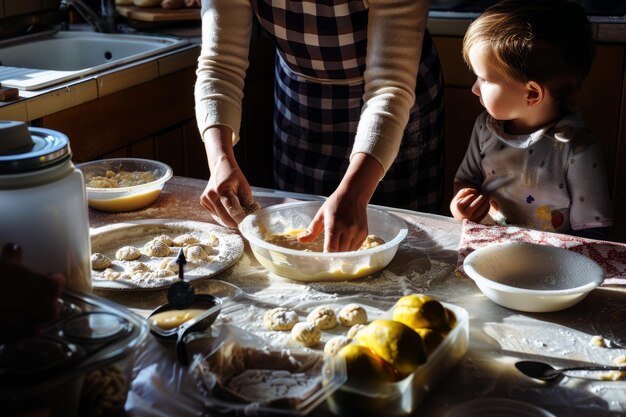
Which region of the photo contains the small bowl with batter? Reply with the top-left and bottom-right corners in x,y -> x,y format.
77,158 -> 173,212
238,201 -> 408,281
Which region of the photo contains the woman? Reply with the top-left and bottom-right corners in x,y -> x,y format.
196,0 -> 444,252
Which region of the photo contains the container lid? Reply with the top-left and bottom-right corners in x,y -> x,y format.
0,120 -> 71,174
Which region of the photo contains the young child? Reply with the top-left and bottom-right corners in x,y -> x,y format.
450,0 -> 613,239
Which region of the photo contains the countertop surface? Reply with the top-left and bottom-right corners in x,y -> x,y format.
90,176 -> 626,417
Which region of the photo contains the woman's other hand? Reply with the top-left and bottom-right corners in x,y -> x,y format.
200,126 -> 254,227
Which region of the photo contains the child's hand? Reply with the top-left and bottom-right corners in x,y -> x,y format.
450,188 -> 490,222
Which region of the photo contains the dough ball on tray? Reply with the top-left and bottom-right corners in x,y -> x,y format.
307,306 -> 337,330
264,307 -> 299,331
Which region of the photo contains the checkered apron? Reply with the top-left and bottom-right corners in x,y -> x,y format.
251,0 -> 444,212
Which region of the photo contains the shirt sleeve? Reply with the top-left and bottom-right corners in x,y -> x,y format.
194,0 -> 253,144
566,138 -> 613,230
454,112 -> 487,189
349,0 -> 429,174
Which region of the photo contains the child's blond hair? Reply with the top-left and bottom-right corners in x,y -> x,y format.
463,0 -> 594,110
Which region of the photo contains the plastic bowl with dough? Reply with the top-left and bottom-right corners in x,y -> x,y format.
238,201 -> 408,282
77,158 -> 172,212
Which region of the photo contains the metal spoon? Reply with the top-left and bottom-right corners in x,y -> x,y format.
166,248 -> 195,310
515,360 -> 626,381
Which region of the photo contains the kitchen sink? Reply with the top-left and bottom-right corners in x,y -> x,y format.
0,31 -> 190,91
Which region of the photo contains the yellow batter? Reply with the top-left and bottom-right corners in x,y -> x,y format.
264,229 -> 384,253
86,170 -> 157,188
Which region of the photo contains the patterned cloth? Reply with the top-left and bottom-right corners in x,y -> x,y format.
251,0 -> 445,212
456,220 -> 626,286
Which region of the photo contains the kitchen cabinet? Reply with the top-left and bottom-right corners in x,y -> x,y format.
433,35 -> 626,242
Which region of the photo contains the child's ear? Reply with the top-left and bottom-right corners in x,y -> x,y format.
526,81 -> 544,107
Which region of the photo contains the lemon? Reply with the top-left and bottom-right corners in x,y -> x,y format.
392,294 -> 450,331
355,319 -> 426,376
413,328 -> 445,355
335,343 -> 397,385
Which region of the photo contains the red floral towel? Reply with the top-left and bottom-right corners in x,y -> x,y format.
456,220 -> 626,286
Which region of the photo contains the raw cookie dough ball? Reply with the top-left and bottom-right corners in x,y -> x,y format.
91,253 -> 112,270
307,306 -> 337,330
324,336 -> 352,355
183,245 -> 210,262
338,304 -> 368,327
264,307 -> 299,331
126,262 -> 151,275
359,235 -> 385,250
346,323 -> 367,339
115,246 -> 141,261
243,200 -> 261,215
104,268 -> 123,281
154,234 -> 174,246
291,322 -> 321,347
143,239 -> 171,257
173,234 -> 199,247
146,269 -> 176,279
158,257 -> 179,273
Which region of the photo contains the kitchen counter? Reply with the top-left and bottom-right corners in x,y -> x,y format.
90,176 -> 626,417
0,32 -> 199,122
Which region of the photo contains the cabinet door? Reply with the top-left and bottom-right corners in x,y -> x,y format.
155,127 -> 185,176
579,44 -> 624,195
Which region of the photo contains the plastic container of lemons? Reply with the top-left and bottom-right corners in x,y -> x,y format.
183,294 -> 468,417
238,201 -> 408,281
325,302 -> 470,417
77,158 -> 172,212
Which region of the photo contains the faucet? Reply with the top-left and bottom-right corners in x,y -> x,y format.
60,0 -> 117,33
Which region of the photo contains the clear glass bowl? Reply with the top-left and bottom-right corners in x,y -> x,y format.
238,201 -> 408,281
77,158 -> 173,212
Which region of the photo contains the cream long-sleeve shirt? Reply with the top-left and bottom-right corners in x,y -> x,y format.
195,0 -> 428,174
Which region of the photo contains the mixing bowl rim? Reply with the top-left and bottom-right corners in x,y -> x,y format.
77,158 -> 173,192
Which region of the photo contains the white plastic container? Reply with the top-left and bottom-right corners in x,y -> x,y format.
238,201 -> 408,281
0,121 -> 92,292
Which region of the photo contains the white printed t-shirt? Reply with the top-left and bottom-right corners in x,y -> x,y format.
455,111 -> 613,233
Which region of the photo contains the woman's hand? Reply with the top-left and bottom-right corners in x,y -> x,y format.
200,126 -> 254,227
298,192 -> 370,253
200,161 -> 252,227
298,153 -> 383,252
450,187 -> 490,222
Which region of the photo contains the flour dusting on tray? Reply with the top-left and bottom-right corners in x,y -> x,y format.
90,220 -> 244,290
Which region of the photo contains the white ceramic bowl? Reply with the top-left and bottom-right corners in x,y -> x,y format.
238,201 -> 408,281
77,158 -> 173,212
463,241 -> 604,312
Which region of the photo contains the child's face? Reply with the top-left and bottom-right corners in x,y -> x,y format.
468,44 -> 529,122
